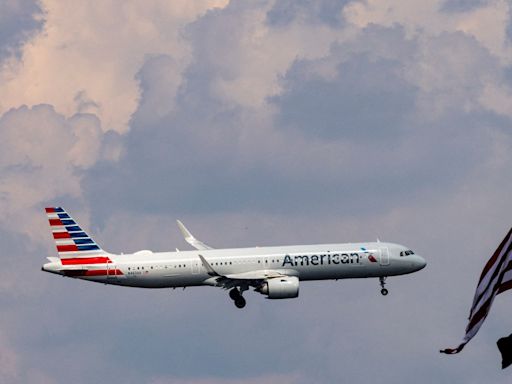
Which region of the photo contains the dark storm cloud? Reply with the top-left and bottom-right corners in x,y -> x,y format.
271,54 -> 416,141
0,0 -> 44,61
266,0 -> 351,27
84,22 -> 512,225
440,0 -> 491,13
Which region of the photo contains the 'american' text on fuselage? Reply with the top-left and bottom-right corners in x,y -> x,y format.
282,252 -> 362,267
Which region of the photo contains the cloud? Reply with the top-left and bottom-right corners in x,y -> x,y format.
134,54 -> 183,125
345,0 -> 512,61
84,20 -> 512,222
0,104 -> 108,242
182,1 -> 344,109
0,0 -> 44,62
272,53 -> 416,141
0,0 -> 229,133
440,0 -> 491,13
1,1 -> 512,384
266,0 -> 351,27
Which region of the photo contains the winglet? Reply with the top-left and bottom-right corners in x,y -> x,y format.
177,220 -> 193,240
177,220 -> 213,250
198,254 -> 219,277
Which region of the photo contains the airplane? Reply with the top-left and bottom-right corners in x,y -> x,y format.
41,207 -> 427,308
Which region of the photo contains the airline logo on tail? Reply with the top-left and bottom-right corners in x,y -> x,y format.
45,207 -> 121,275
46,207 -> 101,251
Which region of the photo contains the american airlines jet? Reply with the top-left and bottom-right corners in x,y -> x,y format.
42,207 -> 426,308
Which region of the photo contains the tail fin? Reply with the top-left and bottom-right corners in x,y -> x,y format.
45,207 -> 107,260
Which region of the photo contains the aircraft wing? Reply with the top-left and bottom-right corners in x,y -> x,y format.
225,270 -> 288,280
198,254 -> 292,289
177,220 -> 213,250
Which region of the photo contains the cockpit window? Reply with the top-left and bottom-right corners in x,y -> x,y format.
400,250 -> 415,256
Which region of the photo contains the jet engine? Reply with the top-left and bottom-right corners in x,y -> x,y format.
256,276 -> 299,299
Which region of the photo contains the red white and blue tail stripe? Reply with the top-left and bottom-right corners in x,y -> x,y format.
46,207 -> 103,256
44,207 -> 123,277
45,207 -> 114,265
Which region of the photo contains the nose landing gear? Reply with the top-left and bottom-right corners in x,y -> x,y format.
229,288 -> 246,308
379,277 -> 388,296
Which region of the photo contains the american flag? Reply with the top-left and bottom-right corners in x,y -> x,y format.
441,227 -> 512,354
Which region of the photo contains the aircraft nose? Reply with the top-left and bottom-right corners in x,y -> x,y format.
411,255 -> 427,271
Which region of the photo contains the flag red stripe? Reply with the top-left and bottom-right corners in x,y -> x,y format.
497,280 -> 512,295
478,228 -> 512,284
466,297 -> 492,332
466,262 -> 512,332
470,239 -> 512,317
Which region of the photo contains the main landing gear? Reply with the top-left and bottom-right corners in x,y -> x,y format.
379,277 -> 388,296
229,288 -> 246,309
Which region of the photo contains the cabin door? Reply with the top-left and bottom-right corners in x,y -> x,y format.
106,262 -> 118,280
379,247 -> 390,266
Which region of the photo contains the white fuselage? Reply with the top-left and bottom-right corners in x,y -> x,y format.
43,242 -> 426,288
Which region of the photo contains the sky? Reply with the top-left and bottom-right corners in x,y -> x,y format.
1,0 -> 512,383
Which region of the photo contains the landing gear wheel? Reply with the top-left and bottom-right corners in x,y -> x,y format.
234,296 -> 246,309
379,276 -> 388,296
229,288 -> 240,300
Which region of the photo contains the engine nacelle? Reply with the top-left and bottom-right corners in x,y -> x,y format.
256,276 -> 299,299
